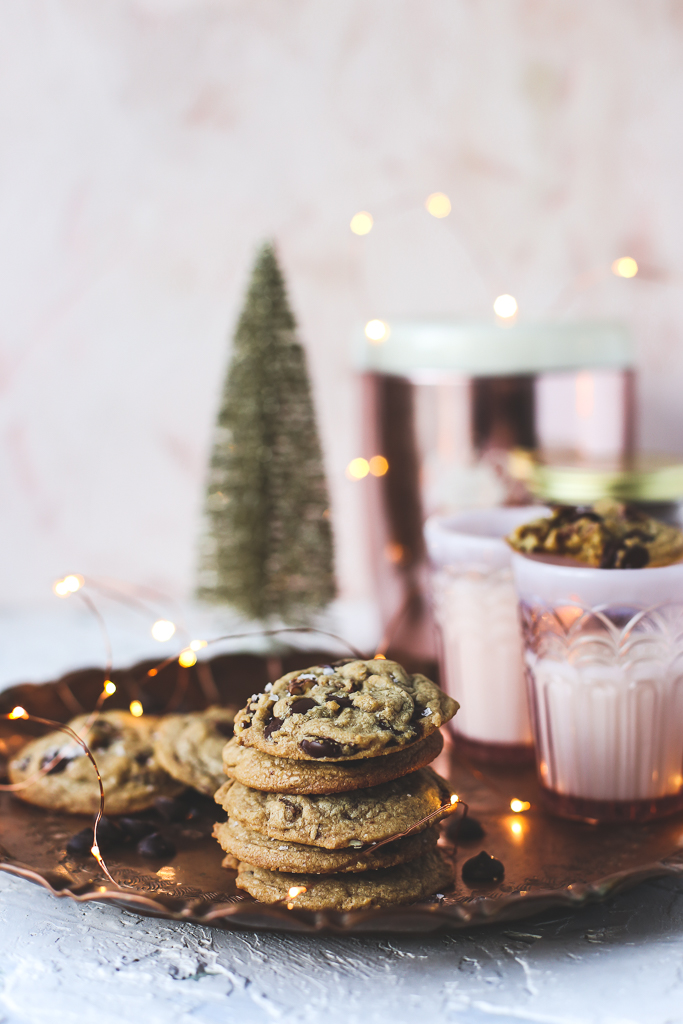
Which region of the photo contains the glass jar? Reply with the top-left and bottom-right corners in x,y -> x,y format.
425,507 -> 547,764
512,552 -> 683,823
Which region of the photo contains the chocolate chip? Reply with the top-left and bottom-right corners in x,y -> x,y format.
347,680 -> 362,693
264,717 -> 283,738
444,814 -> 485,843
66,829 -> 93,856
39,749 -> 71,774
462,850 -> 504,883
278,796 -> 302,819
119,817 -> 157,840
327,695 -> 354,709
215,721 -> 234,738
96,816 -> 124,845
288,680 -> 306,695
290,698 -> 318,714
620,544 -> 649,568
600,539 -> 621,569
154,796 -> 187,822
137,833 -> 176,859
298,737 -> 346,758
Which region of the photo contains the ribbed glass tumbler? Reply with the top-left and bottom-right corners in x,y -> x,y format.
512,554 -> 683,823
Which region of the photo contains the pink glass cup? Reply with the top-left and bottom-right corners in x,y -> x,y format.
512,553 -> 683,823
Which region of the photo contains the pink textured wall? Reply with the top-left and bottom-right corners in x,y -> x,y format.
0,0 -> 682,616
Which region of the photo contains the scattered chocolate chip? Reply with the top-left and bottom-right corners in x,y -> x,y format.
298,737 -> 346,758
327,694 -> 354,709
620,544 -> 649,568
119,817 -> 156,840
444,814 -> 485,843
96,816 -> 124,845
290,698 -> 318,714
264,717 -> 284,738
462,850 -> 504,883
288,679 -> 306,695
411,703 -> 425,722
137,833 -> 176,859
154,796 -> 187,822
66,829 -> 93,856
215,721 -> 234,739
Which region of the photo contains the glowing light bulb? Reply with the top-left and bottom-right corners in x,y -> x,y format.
179,648 -> 197,668
612,256 -> 638,278
9,706 -> 27,720
287,885 -> 307,898
364,319 -> 389,343
369,455 -> 389,477
151,619 -> 176,642
189,639 -> 207,652
493,294 -> 518,319
425,192 -> 451,218
450,794 -> 459,804
129,700 -> 144,717
373,653 -> 387,660
510,798 -> 531,813
64,574 -> 83,592
350,211 -> 373,235
510,820 -> 523,835
346,458 -> 370,480
103,680 -> 116,696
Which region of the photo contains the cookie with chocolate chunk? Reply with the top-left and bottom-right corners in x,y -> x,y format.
235,848 -> 454,909
8,710 -> 183,815
215,767 -> 452,849
234,659 -> 458,761
214,817 -> 438,873
154,706 -> 236,795
223,730 -> 443,794
507,502 -> 683,569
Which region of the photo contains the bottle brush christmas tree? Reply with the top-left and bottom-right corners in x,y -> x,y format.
196,242 -> 336,621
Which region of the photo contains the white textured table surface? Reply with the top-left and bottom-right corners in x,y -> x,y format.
2,610 -> 683,1023
1,871 -> 683,1024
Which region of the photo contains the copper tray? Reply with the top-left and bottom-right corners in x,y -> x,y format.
1,653 -> 683,934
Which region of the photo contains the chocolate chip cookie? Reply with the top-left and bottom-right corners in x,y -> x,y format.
8,710 -> 184,815
235,847 -> 454,909
215,767 -> 452,849
214,817 -> 438,873
154,706 -> 236,795
234,659 -> 458,761
222,730 -> 443,794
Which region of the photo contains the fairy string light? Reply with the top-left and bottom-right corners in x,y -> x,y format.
1,708 -> 119,888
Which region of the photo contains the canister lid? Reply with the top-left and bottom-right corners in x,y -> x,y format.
356,320 -> 633,379
517,452 -> 683,503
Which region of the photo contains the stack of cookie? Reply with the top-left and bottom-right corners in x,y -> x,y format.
214,658 -> 459,911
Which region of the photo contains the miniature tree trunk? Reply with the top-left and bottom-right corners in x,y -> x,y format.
196,242 -> 335,621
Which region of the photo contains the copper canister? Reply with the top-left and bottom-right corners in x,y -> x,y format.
358,320 -> 635,659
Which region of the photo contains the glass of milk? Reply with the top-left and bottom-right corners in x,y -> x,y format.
425,508 -> 547,764
512,553 -> 683,822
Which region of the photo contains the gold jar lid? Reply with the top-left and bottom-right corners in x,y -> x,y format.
511,451 -> 683,504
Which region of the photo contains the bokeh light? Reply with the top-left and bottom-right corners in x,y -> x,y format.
364,319 -> 389,343
426,192 -> 451,218
350,211 -> 373,235
129,700 -> 144,717
346,458 -> 370,480
493,294 -> 518,318
612,256 -> 638,278
103,680 -> 117,696
151,619 -> 176,642
179,648 -> 197,668
369,455 -> 389,476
